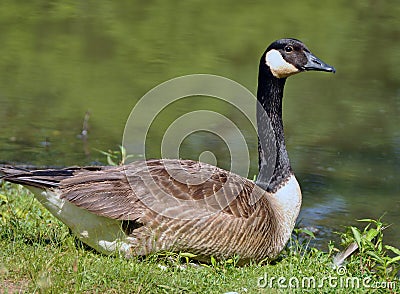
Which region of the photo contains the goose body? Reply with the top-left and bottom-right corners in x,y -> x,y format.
0,39 -> 335,263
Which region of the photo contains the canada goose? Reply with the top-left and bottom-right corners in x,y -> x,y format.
0,38 -> 335,263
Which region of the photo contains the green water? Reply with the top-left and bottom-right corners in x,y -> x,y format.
0,1 -> 399,247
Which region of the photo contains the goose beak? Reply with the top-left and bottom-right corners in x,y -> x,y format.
302,51 -> 336,73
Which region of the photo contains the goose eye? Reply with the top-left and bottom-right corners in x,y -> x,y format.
284,46 -> 293,53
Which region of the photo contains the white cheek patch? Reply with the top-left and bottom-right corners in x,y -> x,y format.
265,49 -> 300,78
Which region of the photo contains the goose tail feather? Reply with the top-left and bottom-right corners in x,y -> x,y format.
0,166 -> 86,189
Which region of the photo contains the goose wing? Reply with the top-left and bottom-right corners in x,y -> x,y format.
58,159 -> 267,221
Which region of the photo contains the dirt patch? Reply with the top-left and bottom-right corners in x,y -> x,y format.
0,279 -> 29,294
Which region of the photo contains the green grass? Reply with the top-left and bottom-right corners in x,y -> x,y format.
1,182 -> 399,293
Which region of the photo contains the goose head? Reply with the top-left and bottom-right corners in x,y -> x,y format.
261,38 -> 336,79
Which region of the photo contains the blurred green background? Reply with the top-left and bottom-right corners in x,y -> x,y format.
0,1 -> 399,246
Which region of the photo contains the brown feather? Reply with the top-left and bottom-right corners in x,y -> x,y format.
59,159 -> 265,220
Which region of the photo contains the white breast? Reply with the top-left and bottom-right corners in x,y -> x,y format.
273,175 -> 302,239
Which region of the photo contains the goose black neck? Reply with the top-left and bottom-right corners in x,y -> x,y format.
256,68 -> 292,193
